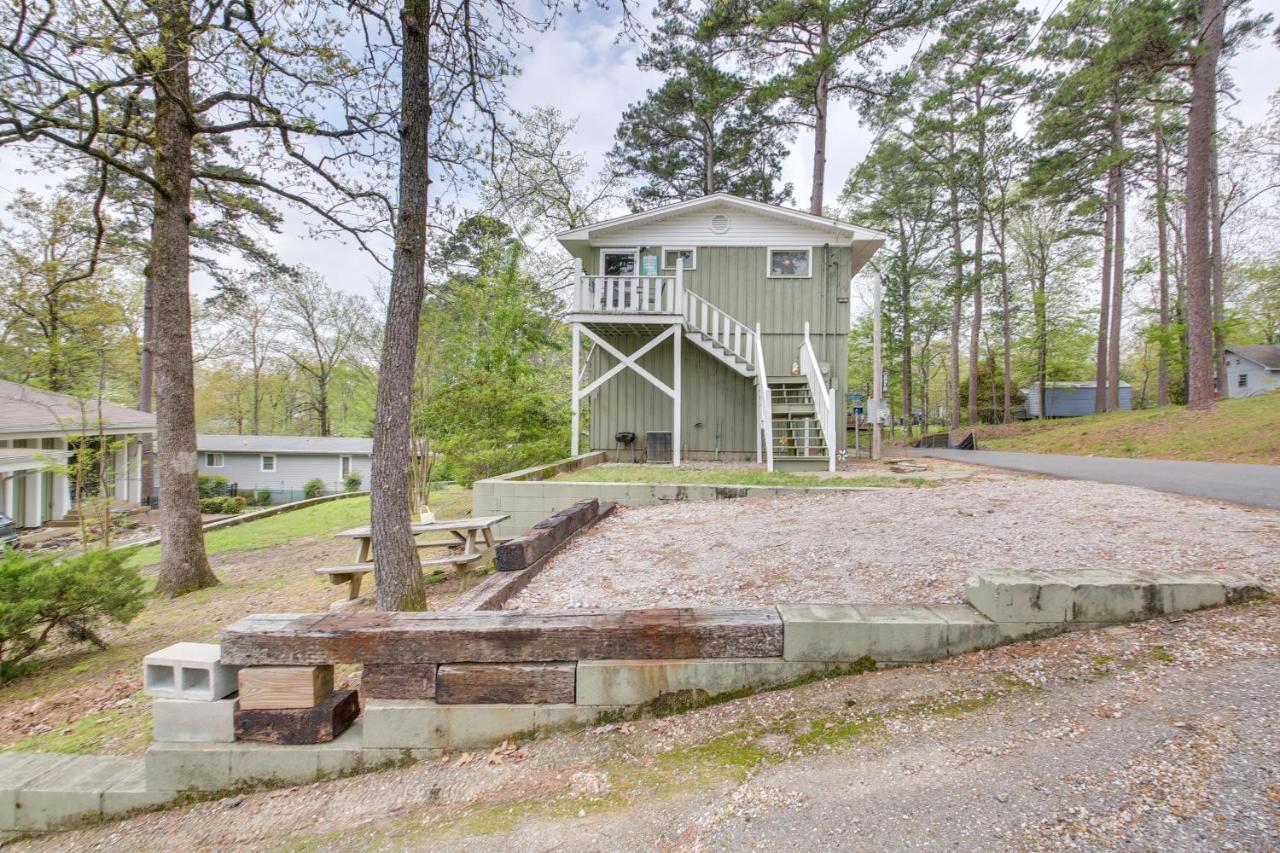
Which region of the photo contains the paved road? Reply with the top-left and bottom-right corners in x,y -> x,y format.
914,448 -> 1280,510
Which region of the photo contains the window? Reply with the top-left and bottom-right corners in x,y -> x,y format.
599,248 -> 638,276
767,247 -> 812,278
661,247 -> 696,271
205,452 -> 224,468
1238,373 -> 1249,388
340,455 -> 352,477
260,454 -> 276,473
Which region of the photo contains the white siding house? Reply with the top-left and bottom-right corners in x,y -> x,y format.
0,380 -> 154,528
197,435 -> 372,501
1224,346 -> 1280,397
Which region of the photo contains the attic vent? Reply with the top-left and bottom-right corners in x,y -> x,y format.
709,213 -> 731,234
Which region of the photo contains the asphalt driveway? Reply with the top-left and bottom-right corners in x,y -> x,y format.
914,449 -> 1280,510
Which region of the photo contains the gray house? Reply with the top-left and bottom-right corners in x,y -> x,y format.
196,434 -> 371,502
559,194 -> 884,471
1024,381 -> 1132,418
1224,345 -> 1280,397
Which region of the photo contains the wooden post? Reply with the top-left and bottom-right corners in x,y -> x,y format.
871,271 -> 883,461
572,256 -> 584,311
674,256 -> 685,316
828,386 -> 837,472
571,322 -> 581,457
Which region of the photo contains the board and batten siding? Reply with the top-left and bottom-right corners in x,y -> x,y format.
572,243 -> 852,456
198,451 -> 371,495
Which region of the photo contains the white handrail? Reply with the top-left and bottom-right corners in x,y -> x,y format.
576,274 -> 678,313
755,322 -> 774,471
799,321 -> 836,472
685,291 -> 754,361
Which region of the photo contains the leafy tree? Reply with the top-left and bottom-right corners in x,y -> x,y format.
611,0 -> 793,206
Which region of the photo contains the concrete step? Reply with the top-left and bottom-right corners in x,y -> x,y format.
0,752 -> 172,833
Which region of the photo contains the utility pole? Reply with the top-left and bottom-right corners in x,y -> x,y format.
871,269 -> 883,461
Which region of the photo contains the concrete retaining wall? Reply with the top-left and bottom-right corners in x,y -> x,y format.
474,453 -> 878,537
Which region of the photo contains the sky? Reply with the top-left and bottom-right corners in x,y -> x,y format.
2,0 -> 1278,302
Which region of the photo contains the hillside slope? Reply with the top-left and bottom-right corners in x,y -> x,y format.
969,391 -> 1279,465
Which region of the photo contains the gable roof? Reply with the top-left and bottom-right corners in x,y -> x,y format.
1227,345 -> 1280,371
0,379 -> 155,435
198,434 -> 373,455
557,193 -> 887,248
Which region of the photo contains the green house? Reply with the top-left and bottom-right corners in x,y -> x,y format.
558,194 -> 884,471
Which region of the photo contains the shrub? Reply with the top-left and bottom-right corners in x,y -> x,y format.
199,496 -> 244,514
255,489 -> 272,507
196,474 -> 229,498
0,549 -> 146,682
303,478 -> 324,499
343,471 -> 363,492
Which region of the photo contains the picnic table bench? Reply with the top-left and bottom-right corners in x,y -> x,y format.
317,515 -> 510,599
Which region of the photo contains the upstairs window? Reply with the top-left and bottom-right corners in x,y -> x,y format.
260,454 -> 276,473
661,247 -> 696,271
600,248 -> 638,276
205,452 -> 224,468
767,247 -> 811,278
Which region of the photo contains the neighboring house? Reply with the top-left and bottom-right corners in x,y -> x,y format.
1224,345 -> 1280,397
196,434 -> 372,501
559,193 -> 885,471
1022,382 -> 1132,418
0,379 -> 154,528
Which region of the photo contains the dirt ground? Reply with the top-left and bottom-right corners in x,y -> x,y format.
16,598 -> 1280,851
509,476 -> 1280,609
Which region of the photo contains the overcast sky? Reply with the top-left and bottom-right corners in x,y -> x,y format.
3,0 -> 1277,302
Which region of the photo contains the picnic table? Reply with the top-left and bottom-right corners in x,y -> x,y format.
317,515 -> 510,599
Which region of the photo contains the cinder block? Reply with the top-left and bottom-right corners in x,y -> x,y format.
575,658 -> 829,706
779,604 -> 949,663
153,697 -> 239,743
363,700 -> 622,751
14,755 -> 140,831
0,753 -> 76,829
238,665 -> 333,710
965,572 -> 1075,624
143,642 -> 239,701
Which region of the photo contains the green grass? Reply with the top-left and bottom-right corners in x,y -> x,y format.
127,494 -> 373,568
973,391 -> 1280,464
553,464 -> 934,488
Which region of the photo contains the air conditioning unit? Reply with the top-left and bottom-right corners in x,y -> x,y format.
645,431 -> 673,464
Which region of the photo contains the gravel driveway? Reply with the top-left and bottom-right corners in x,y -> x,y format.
508,478 -> 1280,609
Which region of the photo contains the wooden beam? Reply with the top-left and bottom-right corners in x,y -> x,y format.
235,689 -> 359,744
361,663 -> 437,700
435,662 -> 576,705
239,665 -> 334,710
580,325 -> 675,399
220,607 -> 784,666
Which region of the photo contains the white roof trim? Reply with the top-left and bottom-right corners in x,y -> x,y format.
557,194 -> 888,245
1225,348 -> 1280,371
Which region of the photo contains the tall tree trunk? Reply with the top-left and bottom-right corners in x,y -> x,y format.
1108,163 -> 1125,412
139,269 -> 155,503
899,247 -> 912,439
948,187 -> 962,432
998,253 -> 1012,424
967,109 -> 986,427
702,120 -> 715,195
149,0 -> 217,598
809,61 -> 829,216
372,0 -> 431,612
1209,115 -> 1225,394
1155,111 -> 1171,407
317,374 -> 330,436
1096,170 -> 1114,413
1184,0 -> 1222,411
1035,267 -> 1047,418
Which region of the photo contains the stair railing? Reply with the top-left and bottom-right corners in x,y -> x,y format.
754,322 -> 774,471
799,321 -> 837,472
685,291 -> 754,363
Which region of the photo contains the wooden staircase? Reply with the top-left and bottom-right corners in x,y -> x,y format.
769,377 -> 830,471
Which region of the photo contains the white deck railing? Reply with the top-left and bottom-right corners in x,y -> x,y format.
684,291 -> 754,363
754,322 -> 774,471
799,321 -> 837,472
572,257 -> 685,315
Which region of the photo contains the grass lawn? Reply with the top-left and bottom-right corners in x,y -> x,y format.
0,486 -> 473,756
970,391 -> 1280,464
553,464 -> 935,489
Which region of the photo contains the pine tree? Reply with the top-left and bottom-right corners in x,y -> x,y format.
612,0 -> 792,206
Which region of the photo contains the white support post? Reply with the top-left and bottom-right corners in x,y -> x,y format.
23,469 -> 43,528
572,257 -> 585,311
871,272 -> 883,461
672,322 -> 682,467
2,475 -> 13,520
129,438 -> 143,503
571,323 -> 581,457
114,443 -> 128,500
50,439 -> 69,521
674,257 -> 685,316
